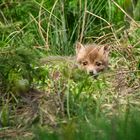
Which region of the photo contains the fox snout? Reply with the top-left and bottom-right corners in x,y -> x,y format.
86,64 -> 106,76
89,70 -> 97,76
86,65 -> 98,75
87,66 -> 104,78
89,70 -> 98,79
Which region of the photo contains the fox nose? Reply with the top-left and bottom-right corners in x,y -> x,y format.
89,71 -> 94,76
89,70 -> 97,75
89,71 -> 98,79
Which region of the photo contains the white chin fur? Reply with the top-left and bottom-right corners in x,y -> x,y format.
88,70 -> 97,75
93,69 -> 97,75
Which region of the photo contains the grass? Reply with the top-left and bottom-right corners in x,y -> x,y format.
0,0 -> 140,139
0,55 -> 140,139
33,110 -> 140,140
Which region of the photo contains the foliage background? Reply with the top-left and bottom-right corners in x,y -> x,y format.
0,0 -> 140,139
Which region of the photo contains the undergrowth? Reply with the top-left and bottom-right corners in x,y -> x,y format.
0,0 -> 140,139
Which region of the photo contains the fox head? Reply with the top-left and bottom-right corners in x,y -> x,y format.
75,42 -> 110,77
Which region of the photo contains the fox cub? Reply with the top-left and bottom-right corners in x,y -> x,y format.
75,42 -> 110,77
40,42 -> 110,78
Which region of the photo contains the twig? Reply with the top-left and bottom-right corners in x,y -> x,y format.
111,0 -> 140,27
29,14 -> 46,43
94,33 -> 113,43
80,0 -> 87,42
107,69 -> 140,77
86,11 -> 121,46
133,40 -> 140,47
46,0 -> 59,49
38,0 -> 46,45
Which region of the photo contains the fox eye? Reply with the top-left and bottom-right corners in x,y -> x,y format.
82,61 -> 88,66
96,61 -> 102,66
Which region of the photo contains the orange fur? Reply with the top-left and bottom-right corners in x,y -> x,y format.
75,42 -> 110,76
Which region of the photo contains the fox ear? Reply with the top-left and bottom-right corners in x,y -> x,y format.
98,45 -> 110,56
76,42 -> 84,54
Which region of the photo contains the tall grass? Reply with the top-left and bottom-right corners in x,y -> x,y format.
33,110 -> 140,140
1,0 -> 136,54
